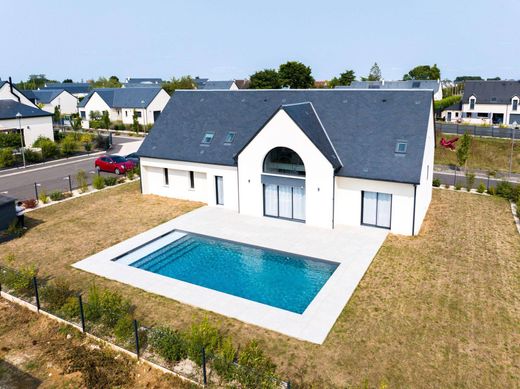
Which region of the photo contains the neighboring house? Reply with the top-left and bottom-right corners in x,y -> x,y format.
78,87 -> 170,129
123,78 -> 163,87
339,80 -> 443,100
194,77 -> 209,89
234,79 -> 251,89
0,78 -> 54,146
442,80 -> 520,125
41,82 -> 91,99
22,89 -> 78,115
197,80 -> 239,90
137,89 -> 435,236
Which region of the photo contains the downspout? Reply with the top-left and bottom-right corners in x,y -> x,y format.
412,184 -> 417,236
9,77 -> 20,102
331,175 -> 336,229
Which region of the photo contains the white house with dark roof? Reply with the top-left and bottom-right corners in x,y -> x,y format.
442,80 -> 520,125
22,89 -> 78,115
339,80 -> 443,100
0,78 -> 54,146
78,87 -> 170,129
137,89 -> 435,236
42,82 -> 91,99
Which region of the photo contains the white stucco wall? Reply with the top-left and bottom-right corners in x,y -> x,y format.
80,92 -> 113,128
461,100 -> 518,125
121,89 -> 170,126
50,91 -> 78,115
140,157 -> 239,210
0,116 -> 54,146
0,83 -> 36,107
237,109 -> 335,229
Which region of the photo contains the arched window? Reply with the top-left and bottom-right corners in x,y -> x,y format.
263,147 -> 305,177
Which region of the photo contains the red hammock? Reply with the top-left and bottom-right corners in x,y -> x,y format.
440,137 -> 459,150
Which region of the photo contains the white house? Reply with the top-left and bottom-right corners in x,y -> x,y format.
137,89 -> 435,236
42,82 -> 91,99
78,87 -> 170,129
339,80 -> 443,101
442,80 -> 520,125
0,78 -> 54,146
22,89 -> 78,115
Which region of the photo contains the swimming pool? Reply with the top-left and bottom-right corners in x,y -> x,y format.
118,231 -> 338,314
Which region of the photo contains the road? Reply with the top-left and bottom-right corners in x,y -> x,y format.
0,136 -> 142,200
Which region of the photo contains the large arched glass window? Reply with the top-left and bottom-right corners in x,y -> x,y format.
263,147 -> 305,177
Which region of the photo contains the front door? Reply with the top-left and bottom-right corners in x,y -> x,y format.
362,191 -> 392,229
264,184 -> 305,221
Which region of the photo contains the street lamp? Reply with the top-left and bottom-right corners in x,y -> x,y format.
16,112 -> 26,168
510,121 -> 518,178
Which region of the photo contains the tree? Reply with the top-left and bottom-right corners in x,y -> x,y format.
403,64 -> 441,80
249,69 -> 281,89
53,105 -> 61,123
329,70 -> 356,88
101,111 -> 110,129
132,110 -> 140,133
62,79 -> 73,83
71,114 -> 82,130
17,74 -> 57,90
454,76 -> 482,83
487,77 -> 501,81
364,62 -> 382,81
456,132 -> 472,170
91,76 -> 121,88
162,76 -> 195,95
278,61 -> 314,89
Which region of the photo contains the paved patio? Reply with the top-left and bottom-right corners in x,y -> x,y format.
74,206 -> 388,344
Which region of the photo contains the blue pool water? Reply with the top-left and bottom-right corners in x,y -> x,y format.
129,232 -> 338,314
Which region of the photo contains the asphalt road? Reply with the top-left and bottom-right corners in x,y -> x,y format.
0,136 -> 142,200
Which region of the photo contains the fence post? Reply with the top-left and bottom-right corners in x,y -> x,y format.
78,294 -> 86,333
133,319 -> 140,359
68,175 -> 72,193
34,183 -> 39,200
287,380 -> 291,389
492,126 -> 494,137
33,276 -> 40,312
201,347 -> 207,385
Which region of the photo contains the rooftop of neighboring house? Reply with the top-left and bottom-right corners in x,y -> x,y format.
78,87 -> 164,108
21,89 -> 72,104
42,82 -> 91,94
125,78 -> 163,84
0,99 -> 52,120
337,80 -> 441,93
138,89 -> 433,185
234,79 -> 251,89
199,80 -> 236,90
462,80 -> 520,104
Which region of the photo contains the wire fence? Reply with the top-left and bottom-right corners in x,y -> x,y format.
0,265 -> 291,388
436,122 -> 520,139
432,171 -> 519,190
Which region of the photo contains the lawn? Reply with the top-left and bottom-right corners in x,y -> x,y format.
435,133 -> 520,173
1,182 -> 519,388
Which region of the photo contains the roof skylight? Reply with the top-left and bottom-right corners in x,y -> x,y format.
201,131 -> 214,145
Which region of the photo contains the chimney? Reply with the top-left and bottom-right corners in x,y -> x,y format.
8,77 -> 21,102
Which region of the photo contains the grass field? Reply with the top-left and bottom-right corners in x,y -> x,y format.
1,182 -> 519,388
435,133 -> 520,173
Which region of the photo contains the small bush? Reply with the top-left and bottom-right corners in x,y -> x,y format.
61,134 -> 78,156
432,178 -> 441,187
477,183 -> 486,194
24,149 -> 43,163
22,199 -> 37,209
104,176 -> 117,186
126,169 -> 135,180
487,186 -> 496,195
186,318 -> 222,366
0,265 -> 38,296
455,184 -> 462,190
235,340 -> 277,389
92,174 -> 105,190
38,189 -> 49,204
114,314 -> 135,345
77,170 -> 88,193
85,285 -> 133,328
496,181 -> 514,200
59,296 -> 80,320
465,173 -> 476,191
212,336 -> 237,383
0,132 -> 22,148
0,148 -> 16,168
444,184 -> 450,189
149,326 -> 187,363
49,191 -> 65,201
33,137 -> 59,159
41,279 -> 75,312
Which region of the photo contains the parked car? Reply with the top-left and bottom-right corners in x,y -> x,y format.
125,152 -> 140,165
94,155 -> 135,175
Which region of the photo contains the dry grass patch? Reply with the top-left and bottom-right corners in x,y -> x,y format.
1,183 -> 519,388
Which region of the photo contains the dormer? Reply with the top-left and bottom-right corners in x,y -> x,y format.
512,96 -> 519,111
469,95 -> 476,110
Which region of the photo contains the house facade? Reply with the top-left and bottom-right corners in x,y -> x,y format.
138,90 -> 434,236
0,79 -> 54,146
22,89 -> 78,115
339,80 -> 443,100
442,80 -> 520,125
78,87 -> 170,129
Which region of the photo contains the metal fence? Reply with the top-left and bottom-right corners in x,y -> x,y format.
433,170 -> 518,190
436,122 -> 520,139
0,265 -> 290,388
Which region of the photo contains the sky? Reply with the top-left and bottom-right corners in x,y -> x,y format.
3,0 -> 520,84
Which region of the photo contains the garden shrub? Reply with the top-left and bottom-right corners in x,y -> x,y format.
0,132 -> 22,148
114,314 -> 135,345
1,265 -> 38,296
41,278 -> 75,312
455,183 -> 462,190
38,189 -> 49,204
49,191 -> 65,201
212,336 -> 237,383
496,181 -> 514,200
235,340 -> 277,389
93,175 -> 105,190
432,178 -> 441,187
76,170 -> 88,193
186,318 -> 222,365
0,148 -> 16,168
104,176 -> 117,186
84,285 -> 133,328
477,183 -> 486,194
149,326 -> 187,363
487,186 -> 496,195
61,134 -> 78,156
59,296 -> 80,320
24,149 -> 43,163
444,184 -> 450,189
126,169 -> 135,180
465,173 -> 475,191
33,137 -> 59,159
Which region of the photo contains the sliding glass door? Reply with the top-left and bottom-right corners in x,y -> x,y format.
263,184 -> 305,221
362,191 -> 392,229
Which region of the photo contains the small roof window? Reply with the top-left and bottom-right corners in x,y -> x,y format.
412,81 -> 421,88
368,84 -> 380,89
224,131 -> 236,144
490,97 -> 497,102
395,141 -> 408,154
201,131 -> 214,145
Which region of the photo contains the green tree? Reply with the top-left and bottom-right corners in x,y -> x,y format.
17,74 -> 57,90
132,110 -> 140,133
91,76 -> 121,88
101,111 -> 110,129
278,61 -> 314,89
71,114 -> 82,130
456,132 -> 472,170
62,79 -> 73,83
53,105 -> 61,123
486,77 -> 501,80
403,64 -> 441,80
364,62 -> 382,81
454,76 -> 482,82
162,76 -> 195,95
249,69 -> 281,89
329,69 -> 356,87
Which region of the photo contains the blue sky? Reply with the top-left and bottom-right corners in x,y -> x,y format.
4,0 -> 520,83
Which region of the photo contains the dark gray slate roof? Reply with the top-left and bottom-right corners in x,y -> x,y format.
463,80 -> 520,104
22,89 -> 67,104
194,78 -> 209,89
200,80 -> 235,90
78,87 -> 163,108
445,102 -> 462,111
138,90 -> 433,184
43,83 -> 90,94
0,100 -> 52,120
340,80 -> 441,93
126,78 -> 162,84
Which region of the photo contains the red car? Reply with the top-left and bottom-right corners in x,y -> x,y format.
94,155 -> 135,175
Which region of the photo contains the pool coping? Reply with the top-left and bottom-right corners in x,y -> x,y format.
73,206 -> 388,344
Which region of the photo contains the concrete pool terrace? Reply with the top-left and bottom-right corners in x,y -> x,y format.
73,206 -> 388,344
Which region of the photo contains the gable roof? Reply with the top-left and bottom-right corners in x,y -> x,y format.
21,89 -> 69,104
339,80 -> 441,93
0,100 -> 52,120
42,83 -> 90,94
200,80 -> 235,90
78,87 -> 163,108
463,80 -> 520,104
138,90 -> 433,184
